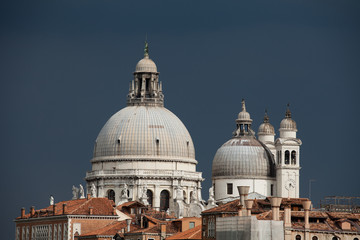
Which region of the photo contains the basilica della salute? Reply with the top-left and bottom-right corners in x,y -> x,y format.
85,42 -> 302,211
15,43 -> 360,240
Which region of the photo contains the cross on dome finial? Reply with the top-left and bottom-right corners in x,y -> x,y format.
285,103 -> 292,118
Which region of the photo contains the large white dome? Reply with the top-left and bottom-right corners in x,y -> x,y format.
93,106 -> 196,163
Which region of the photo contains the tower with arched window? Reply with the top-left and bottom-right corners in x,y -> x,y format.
275,105 -> 302,198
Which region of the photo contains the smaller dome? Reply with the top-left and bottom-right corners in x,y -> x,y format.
258,123 -> 275,135
258,111 -> 275,136
135,57 -> 157,73
280,118 -> 297,130
279,105 -> 297,131
238,111 -> 251,120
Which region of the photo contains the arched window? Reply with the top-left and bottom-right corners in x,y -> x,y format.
107,189 -> 115,202
183,190 -> 187,202
285,150 -> 290,164
354,238 -> 359,240
146,189 -> 153,207
332,237 -> 338,240
160,190 -> 170,211
312,236 -> 318,240
295,235 -> 301,240
291,151 -> 296,165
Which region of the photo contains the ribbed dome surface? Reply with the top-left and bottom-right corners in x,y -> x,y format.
280,118 -> 297,131
258,122 -> 275,135
135,57 -> 157,73
93,106 -> 195,161
212,136 -> 275,178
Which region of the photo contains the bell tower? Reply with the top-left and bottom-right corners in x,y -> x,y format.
275,105 -> 302,198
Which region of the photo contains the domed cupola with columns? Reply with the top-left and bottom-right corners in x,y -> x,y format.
211,100 -> 276,201
85,42 -> 203,212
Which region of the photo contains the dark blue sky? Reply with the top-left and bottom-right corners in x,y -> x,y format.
1,0 -> 360,238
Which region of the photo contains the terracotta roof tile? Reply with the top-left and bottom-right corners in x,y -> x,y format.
166,225 -> 202,240
17,198 -> 116,219
80,220 -> 134,237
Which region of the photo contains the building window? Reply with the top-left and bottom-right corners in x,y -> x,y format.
332,237 -> 338,240
189,222 -> 195,229
160,190 -> 170,211
107,189 -> 115,202
285,150 -> 290,164
183,190 -> 187,202
270,184 -> 274,196
291,151 -> 296,165
54,224 -> 57,240
26,226 -> 29,240
58,224 -> 62,240
63,223 -> 67,240
16,227 -> 20,240
208,217 -> 215,237
295,235 -> 301,240
146,189 -> 153,207
312,237 -> 318,240
203,217 -> 206,225
227,183 -> 233,195
33,225 -> 51,240
22,226 -> 25,240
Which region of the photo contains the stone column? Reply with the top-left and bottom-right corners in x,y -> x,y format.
153,185 -> 160,211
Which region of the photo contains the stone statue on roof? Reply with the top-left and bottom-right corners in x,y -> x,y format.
90,183 -> 97,197
209,186 -> 214,199
79,184 -> 85,199
190,190 -> 197,203
50,195 -> 54,206
140,185 -> 149,206
72,185 -> 79,200
121,183 -> 128,198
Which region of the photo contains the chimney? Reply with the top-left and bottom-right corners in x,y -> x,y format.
62,203 -> 67,215
244,199 -> 254,216
160,223 -> 166,239
53,204 -> 56,216
237,186 -> 250,207
87,193 -> 91,200
284,203 -> 292,228
302,200 -> 311,229
21,208 -> 25,218
269,197 -> 282,221
89,207 -> 93,215
30,206 -> 35,217
126,219 -> 131,233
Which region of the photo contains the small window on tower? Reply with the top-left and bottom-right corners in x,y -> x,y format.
271,184 -> 274,196
227,183 -> 233,195
285,150 -> 290,164
291,151 -> 296,165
